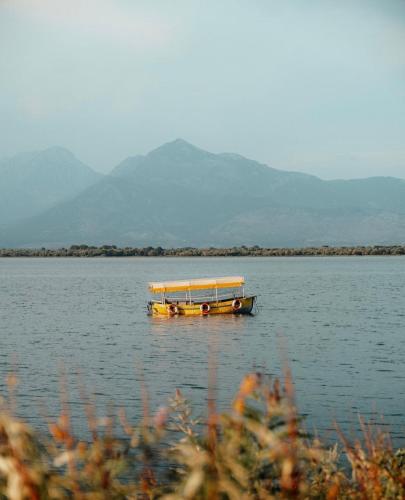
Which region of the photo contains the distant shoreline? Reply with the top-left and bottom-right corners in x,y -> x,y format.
1,244 -> 405,257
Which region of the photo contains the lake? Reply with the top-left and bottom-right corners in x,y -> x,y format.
0,256 -> 404,446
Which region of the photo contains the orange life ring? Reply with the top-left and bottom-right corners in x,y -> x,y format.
167,304 -> 179,315
200,303 -> 210,315
232,299 -> 242,311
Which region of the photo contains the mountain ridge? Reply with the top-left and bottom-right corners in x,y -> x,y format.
1,140 -> 405,247
0,147 -> 101,225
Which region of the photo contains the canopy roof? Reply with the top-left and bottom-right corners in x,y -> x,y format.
149,276 -> 244,293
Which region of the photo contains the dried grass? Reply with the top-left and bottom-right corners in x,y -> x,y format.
0,371 -> 404,499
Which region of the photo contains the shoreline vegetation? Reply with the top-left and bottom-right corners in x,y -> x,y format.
0,371 -> 404,498
1,244 -> 405,257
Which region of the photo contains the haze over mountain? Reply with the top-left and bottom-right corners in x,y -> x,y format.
2,1 -> 404,179
1,139 -> 405,248
0,147 -> 101,225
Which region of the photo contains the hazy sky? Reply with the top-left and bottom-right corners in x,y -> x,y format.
1,0 -> 404,179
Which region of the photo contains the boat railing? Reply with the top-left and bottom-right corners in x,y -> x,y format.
164,291 -> 242,303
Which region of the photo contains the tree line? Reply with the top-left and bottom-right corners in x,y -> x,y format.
1,244 -> 405,257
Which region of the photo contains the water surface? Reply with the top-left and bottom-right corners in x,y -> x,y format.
0,257 -> 404,444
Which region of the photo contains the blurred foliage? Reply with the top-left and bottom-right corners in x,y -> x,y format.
0,372 -> 404,499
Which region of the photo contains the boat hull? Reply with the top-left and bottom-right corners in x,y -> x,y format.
149,296 -> 255,317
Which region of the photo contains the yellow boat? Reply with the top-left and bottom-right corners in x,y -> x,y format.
147,276 -> 256,317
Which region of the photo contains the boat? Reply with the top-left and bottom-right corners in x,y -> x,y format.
147,276 -> 256,316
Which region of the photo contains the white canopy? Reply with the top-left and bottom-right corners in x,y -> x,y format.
149,276 -> 244,293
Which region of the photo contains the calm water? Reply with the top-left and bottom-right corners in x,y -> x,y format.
0,257 -> 404,445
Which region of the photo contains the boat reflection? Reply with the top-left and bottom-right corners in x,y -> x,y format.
149,312 -> 251,339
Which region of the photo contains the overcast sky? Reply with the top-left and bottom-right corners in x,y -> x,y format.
1,0 -> 404,179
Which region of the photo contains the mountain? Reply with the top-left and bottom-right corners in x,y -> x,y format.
1,139 -> 405,247
0,147 -> 101,225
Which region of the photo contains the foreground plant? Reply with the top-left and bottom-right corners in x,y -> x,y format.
165,373 -> 334,499
0,372 -> 403,499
